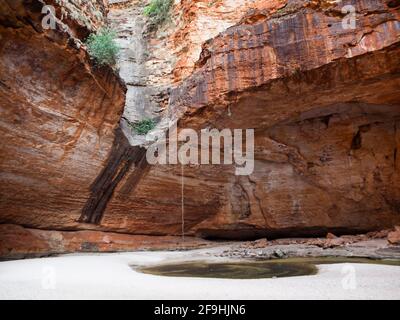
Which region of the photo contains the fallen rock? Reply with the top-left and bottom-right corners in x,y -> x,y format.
388,227 -> 400,245
273,249 -> 286,258
326,233 -> 338,239
252,238 -> 269,248
323,238 -> 349,249
0,224 -> 213,260
367,229 -> 391,239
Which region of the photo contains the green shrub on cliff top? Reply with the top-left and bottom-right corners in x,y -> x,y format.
86,27 -> 119,66
143,0 -> 173,27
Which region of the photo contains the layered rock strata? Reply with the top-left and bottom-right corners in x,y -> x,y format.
1,0 -> 400,258
102,0 -> 400,239
0,0 -> 127,230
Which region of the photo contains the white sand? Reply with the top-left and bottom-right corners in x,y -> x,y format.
1,251 -> 399,300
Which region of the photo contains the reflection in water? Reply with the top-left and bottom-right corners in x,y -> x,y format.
137,257 -> 400,279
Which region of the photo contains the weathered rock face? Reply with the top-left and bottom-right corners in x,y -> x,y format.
0,0 -> 126,229
171,0 -> 400,124
0,224 -> 212,260
46,0 -> 109,38
171,0 -> 288,81
99,0 -> 400,239
1,0 -> 400,258
388,226 -> 400,244
108,0 -> 173,147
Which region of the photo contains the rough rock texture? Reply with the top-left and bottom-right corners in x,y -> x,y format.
101,0 -> 400,239
1,0 -> 400,258
109,0 -> 173,147
216,236 -> 400,260
171,0 -> 400,124
46,0 -> 109,39
0,0 -> 126,229
171,0 -> 288,81
0,224 -> 213,260
388,226 -> 400,244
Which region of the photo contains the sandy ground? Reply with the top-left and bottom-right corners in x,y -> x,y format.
1,249 -> 400,300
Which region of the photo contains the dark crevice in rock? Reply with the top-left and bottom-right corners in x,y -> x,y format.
117,149 -> 151,199
351,124 -> 374,151
230,181 -> 251,220
0,80 -> 11,90
387,0 -> 400,8
195,45 -> 212,69
320,114 -> 332,128
351,130 -> 362,150
79,128 -> 149,224
196,226 -> 378,241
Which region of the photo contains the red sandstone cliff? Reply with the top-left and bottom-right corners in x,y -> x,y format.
0,0 -> 126,231
1,0 -> 400,258
101,0 -> 400,239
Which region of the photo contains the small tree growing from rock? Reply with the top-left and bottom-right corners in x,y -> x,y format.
143,0 -> 173,30
85,27 -> 120,66
130,119 -> 156,135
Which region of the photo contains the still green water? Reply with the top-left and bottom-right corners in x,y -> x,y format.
137,257 -> 400,279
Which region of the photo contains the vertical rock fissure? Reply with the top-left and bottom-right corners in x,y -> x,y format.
109,1 -> 168,145
79,129 -> 147,224
78,1 -> 164,225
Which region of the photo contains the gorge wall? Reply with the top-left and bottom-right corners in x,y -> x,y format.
1,0 -> 400,258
